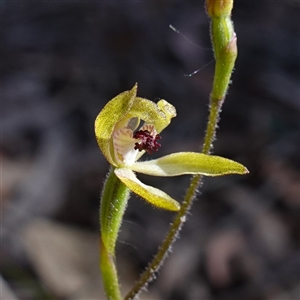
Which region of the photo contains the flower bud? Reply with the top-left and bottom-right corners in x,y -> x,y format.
206,0 -> 233,18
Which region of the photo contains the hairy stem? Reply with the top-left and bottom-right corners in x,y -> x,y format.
100,237 -> 121,300
124,1 -> 237,299
100,167 -> 130,299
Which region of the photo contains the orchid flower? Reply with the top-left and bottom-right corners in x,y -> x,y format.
95,84 -> 248,212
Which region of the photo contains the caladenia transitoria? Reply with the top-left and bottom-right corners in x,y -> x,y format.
94,1 -> 248,299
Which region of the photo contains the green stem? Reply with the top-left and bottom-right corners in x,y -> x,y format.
100,237 -> 121,300
124,1 -> 237,299
100,167 -> 131,299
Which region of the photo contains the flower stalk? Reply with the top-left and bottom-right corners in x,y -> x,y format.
100,236 -> 121,300
100,167 -> 130,300
124,0 -> 238,299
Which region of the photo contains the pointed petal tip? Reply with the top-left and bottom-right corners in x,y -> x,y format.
173,202 -> 181,211
243,166 -> 250,174
132,82 -> 138,93
227,163 -> 249,175
235,162 -> 249,175
164,200 -> 180,212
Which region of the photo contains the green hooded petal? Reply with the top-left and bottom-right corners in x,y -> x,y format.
114,168 -> 180,211
129,98 -> 176,134
94,84 -> 137,166
131,152 -> 249,177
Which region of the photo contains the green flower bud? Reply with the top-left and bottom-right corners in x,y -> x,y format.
206,0 -> 233,18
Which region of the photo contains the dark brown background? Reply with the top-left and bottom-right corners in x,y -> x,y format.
1,1 -> 299,299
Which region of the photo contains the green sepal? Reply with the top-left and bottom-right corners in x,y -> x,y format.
131,152 -> 248,177
114,168 -> 180,211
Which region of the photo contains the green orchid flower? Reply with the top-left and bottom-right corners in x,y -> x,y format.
95,83 -> 248,212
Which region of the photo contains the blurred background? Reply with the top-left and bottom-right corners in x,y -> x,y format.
1,1 -> 299,299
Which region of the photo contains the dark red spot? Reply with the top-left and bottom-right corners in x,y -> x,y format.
133,130 -> 161,154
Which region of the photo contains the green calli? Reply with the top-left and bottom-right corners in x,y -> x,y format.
95,84 -> 248,212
